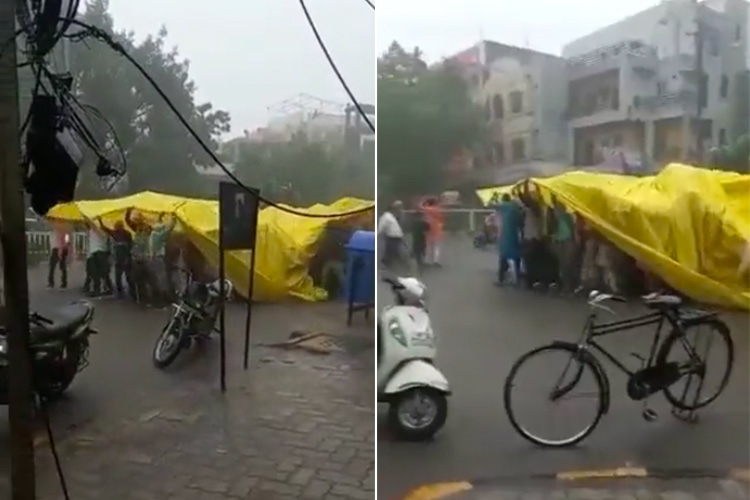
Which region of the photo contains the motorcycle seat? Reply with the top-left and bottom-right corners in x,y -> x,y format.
30,302 -> 92,344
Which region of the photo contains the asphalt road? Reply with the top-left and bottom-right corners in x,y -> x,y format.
377,237 -> 750,500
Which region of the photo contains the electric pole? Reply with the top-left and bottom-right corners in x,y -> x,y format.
694,5 -> 706,163
0,1 -> 37,498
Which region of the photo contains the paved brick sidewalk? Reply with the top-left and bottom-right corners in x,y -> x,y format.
402,477 -> 750,500
35,345 -> 374,500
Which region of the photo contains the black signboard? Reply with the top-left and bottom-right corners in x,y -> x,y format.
219,182 -> 259,250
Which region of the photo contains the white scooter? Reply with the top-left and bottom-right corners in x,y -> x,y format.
377,275 -> 450,441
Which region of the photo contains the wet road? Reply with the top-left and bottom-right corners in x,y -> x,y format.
377,237 -> 750,500
0,264 -> 375,491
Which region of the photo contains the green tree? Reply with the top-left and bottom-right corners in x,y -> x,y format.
712,134 -> 750,173
377,41 -> 485,200
70,0 -> 230,198
233,134 -> 372,207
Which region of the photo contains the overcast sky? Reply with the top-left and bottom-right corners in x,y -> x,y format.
107,0 -> 375,137
377,0 -> 661,61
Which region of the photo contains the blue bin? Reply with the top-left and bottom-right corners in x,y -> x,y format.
344,230 -> 375,324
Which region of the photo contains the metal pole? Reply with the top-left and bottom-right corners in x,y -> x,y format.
0,0 -> 37,497
218,238 -> 226,393
694,8 -> 705,162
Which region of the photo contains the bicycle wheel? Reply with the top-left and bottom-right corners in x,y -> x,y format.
658,318 -> 734,411
503,343 -> 608,447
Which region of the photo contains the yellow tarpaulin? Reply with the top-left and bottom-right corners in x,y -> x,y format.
48,191 -> 375,302
477,164 -> 750,310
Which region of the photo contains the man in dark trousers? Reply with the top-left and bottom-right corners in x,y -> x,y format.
98,217 -> 134,299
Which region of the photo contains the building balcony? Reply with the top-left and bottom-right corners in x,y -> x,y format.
566,41 -> 658,81
633,90 -> 698,110
567,101 -> 620,119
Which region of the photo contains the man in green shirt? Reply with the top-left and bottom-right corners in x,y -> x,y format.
125,208 -> 154,305
148,213 -> 178,306
552,197 -> 578,293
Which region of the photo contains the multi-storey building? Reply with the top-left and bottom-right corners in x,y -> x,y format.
563,0 -> 749,168
446,41 -> 570,185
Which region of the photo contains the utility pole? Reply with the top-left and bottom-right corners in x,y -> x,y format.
0,1 -> 37,499
694,4 -> 706,163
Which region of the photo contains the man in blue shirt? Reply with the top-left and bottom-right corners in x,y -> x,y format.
490,193 -> 523,285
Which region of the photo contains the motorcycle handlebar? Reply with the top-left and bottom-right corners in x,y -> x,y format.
30,312 -> 53,325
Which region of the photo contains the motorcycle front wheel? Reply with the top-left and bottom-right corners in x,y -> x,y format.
387,388 -> 448,441
153,316 -> 186,369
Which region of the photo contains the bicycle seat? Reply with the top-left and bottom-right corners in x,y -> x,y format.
642,292 -> 682,310
588,290 -> 626,304
30,302 -> 93,344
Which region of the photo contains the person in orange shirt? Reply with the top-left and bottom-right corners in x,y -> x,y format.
421,197 -> 444,267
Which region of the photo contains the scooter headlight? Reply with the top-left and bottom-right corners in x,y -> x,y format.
388,318 -> 408,348
0,337 -> 7,355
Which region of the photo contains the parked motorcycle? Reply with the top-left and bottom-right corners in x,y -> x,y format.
0,300 -> 97,404
152,276 -> 233,369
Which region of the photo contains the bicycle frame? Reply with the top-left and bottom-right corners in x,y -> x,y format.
576,308 -> 692,377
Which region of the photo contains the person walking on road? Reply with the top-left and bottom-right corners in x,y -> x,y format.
48,221 -> 71,289
378,201 -> 406,270
421,197 -> 444,267
98,217 -> 134,300
410,208 -> 430,274
491,193 -> 523,285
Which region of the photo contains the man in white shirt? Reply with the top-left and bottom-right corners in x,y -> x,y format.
378,201 -> 405,268
84,221 -> 113,296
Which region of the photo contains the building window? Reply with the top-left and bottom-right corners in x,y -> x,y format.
510,91 -> 523,114
699,73 -> 709,108
493,142 -> 505,165
492,94 -> 504,119
719,128 -> 727,146
511,138 -> 526,162
720,75 -> 729,98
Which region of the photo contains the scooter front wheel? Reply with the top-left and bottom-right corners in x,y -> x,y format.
387,388 -> 448,441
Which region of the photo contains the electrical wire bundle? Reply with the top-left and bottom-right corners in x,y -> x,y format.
12,0 -> 126,215
63,16 -> 375,218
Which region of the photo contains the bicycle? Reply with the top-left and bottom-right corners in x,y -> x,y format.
503,290 -> 734,447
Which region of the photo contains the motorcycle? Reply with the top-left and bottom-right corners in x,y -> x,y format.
473,214 -> 498,249
378,275 -> 450,440
152,275 -> 233,369
0,300 -> 96,404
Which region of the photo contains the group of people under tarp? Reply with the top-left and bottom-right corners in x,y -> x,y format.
487,180 -> 666,296
48,209 -> 215,307
378,197 -> 445,273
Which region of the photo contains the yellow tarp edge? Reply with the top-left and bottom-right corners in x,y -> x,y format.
476,164 -> 750,310
47,191 -> 375,302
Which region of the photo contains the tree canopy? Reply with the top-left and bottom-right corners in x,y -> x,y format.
377,41 -> 485,200
69,0 -> 230,198
232,133 -> 373,207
